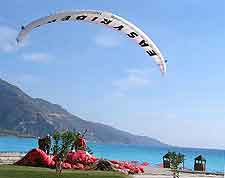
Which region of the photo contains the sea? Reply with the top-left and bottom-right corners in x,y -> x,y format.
0,136 -> 224,173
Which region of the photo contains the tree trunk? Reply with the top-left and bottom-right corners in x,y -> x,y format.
56,160 -> 63,174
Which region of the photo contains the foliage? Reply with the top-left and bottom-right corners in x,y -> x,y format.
60,131 -> 75,160
52,131 -> 79,160
52,131 -> 60,155
52,131 -> 76,174
167,151 -> 185,178
51,130 -> 93,174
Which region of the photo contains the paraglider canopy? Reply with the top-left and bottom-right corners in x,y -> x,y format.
17,10 -> 167,74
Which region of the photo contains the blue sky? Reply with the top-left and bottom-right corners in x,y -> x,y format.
0,0 -> 225,149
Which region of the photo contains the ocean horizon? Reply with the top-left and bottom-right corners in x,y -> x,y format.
0,136 -> 224,173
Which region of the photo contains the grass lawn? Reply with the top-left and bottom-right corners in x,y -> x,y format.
0,165 -> 131,178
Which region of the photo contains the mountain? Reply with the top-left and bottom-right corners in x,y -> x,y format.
0,78 -> 167,146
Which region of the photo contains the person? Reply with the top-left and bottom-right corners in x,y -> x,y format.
38,135 -> 51,155
38,137 -> 46,152
73,132 -> 87,151
45,134 -> 51,155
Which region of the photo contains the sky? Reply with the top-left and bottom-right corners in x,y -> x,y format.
0,0 -> 225,149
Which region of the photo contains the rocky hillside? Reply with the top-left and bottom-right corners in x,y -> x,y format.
0,78 -> 167,146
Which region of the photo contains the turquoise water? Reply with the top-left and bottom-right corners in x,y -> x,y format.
0,136 -> 224,172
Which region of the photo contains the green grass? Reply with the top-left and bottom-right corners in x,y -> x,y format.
0,165 -> 130,178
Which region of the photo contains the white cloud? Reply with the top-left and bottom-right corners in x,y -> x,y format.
22,52 -> 52,63
94,30 -> 123,48
112,69 -> 152,94
0,25 -> 26,53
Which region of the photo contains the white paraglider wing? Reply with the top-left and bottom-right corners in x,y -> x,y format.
17,10 -> 166,74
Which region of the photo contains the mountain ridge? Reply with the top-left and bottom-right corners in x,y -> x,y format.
0,78 -> 167,147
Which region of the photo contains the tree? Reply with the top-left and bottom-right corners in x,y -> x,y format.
167,151 -> 185,178
52,131 -> 75,174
